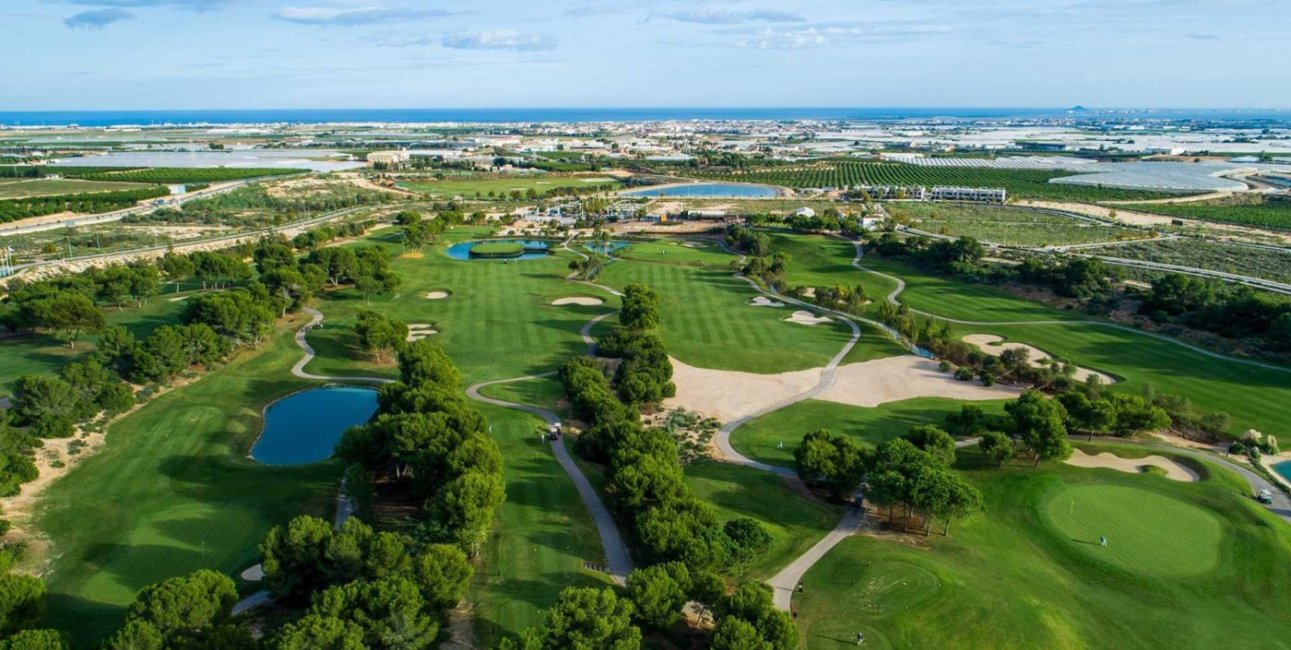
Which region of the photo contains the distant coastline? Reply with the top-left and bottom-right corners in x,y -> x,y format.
1,107 -> 1289,127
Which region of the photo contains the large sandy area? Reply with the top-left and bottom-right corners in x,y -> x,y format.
665,355 -> 1019,423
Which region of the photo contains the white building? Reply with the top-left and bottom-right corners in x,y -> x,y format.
930,186 -> 1007,203
366,150 -> 410,168
792,207 -> 816,218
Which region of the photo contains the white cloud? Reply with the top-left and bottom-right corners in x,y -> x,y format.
733,24 -> 949,49
65,7 -> 133,28
663,9 -> 804,25
276,5 -> 452,26
442,30 -> 557,51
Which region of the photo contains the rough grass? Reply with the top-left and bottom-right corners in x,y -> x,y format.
794,452 -> 1291,649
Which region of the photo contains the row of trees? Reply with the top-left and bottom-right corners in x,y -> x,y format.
336,341 -> 505,553
594,285 -> 675,405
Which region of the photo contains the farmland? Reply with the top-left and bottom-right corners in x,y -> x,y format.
887,203 -> 1151,247
397,174 -> 620,198
56,167 -> 304,184
1119,195 -> 1291,230
0,178 -> 153,199
0,186 -> 170,222
684,161 -> 1187,201
1082,238 -> 1291,284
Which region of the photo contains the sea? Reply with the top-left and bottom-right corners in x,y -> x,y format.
1,107 -> 1289,127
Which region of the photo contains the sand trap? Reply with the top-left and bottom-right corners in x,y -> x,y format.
786,310 -> 832,326
817,356 -> 1021,407
667,355 -> 1018,423
406,323 -> 438,341
665,357 -> 822,422
552,296 -> 604,306
240,564 -> 264,581
963,334 -> 1116,384
1065,449 -> 1198,482
167,294 -> 191,302
425,291 -> 450,300
750,296 -> 785,307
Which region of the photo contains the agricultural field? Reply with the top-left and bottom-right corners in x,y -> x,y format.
684,161 -> 1186,202
1120,195 -> 1291,231
56,167 -> 303,184
887,203 -> 1151,247
794,447 -> 1291,649
397,174 -> 621,199
0,186 -> 171,223
1082,238 -> 1291,284
0,178 -> 153,199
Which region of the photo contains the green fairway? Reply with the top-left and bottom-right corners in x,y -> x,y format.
731,398 -> 1008,468
477,375 -> 566,414
397,175 -> 619,198
596,257 -> 869,373
470,404 -> 613,646
794,453 -> 1291,649
859,256 -> 1086,323
1041,485 -> 1222,577
32,330 -> 339,646
683,461 -> 841,581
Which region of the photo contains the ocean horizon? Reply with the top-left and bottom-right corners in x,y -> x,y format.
2,107 -> 1289,127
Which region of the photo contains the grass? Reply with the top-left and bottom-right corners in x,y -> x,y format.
397,175 -> 620,199
683,461 -> 841,582
0,178 -> 153,199
32,328 -> 339,646
794,451 -> 1291,649
595,256 -> 867,373
477,375 -> 566,415
730,398 -> 1008,469
470,404 -> 614,646
1120,195 -> 1291,231
858,256 -> 1087,323
0,292 -> 193,393
1081,238 -> 1291,285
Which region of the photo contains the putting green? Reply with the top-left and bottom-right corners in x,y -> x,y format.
1042,485 -> 1222,578
844,561 -> 942,619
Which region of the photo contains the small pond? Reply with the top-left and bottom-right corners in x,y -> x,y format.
445,239 -> 553,261
1274,461 -> 1291,483
251,386 -> 379,465
620,182 -> 780,198
583,241 -> 630,255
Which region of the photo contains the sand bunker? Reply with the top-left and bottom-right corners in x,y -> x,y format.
963,334 -> 1116,384
786,310 -> 832,326
425,291 -> 450,300
750,296 -> 785,307
1065,449 -> 1198,482
241,564 -> 264,581
817,356 -> 1020,407
666,355 -> 1018,423
665,358 -> 821,422
406,324 -> 438,341
552,296 -> 604,306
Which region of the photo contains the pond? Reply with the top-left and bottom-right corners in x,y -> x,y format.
445,239 -> 553,261
1274,461 -> 1291,483
251,386 -> 379,465
620,182 -> 780,198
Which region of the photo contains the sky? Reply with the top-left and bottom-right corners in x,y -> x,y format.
1,0 -> 1288,110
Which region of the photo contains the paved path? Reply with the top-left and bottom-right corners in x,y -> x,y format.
466,375 -> 634,586
767,507 -> 865,610
292,307 -> 395,384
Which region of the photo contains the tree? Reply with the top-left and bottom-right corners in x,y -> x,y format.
397,341 -> 462,389
0,629 -> 67,650
161,253 -> 195,294
309,577 -> 437,650
711,618 -> 766,650
274,614 -> 366,650
35,294 -> 103,348
625,563 -> 689,629
978,431 -> 1016,468
1006,390 -> 1070,466
411,544 -> 472,611
906,425 -> 956,466
793,428 -> 866,495
355,310 -> 407,363
11,375 -> 78,438
0,574 -> 45,635
260,515 -> 336,603
104,620 -> 163,650
124,570 -> 237,640
619,284 -> 661,331
527,587 -> 640,650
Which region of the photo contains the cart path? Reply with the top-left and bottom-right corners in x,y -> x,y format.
767,507 -> 865,610
466,375 -> 634,586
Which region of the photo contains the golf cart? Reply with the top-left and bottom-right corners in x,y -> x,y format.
1257,489 -> 1274,504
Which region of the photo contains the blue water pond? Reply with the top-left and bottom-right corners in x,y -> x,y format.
444,239 -> 553,261
251,386 -> 379,465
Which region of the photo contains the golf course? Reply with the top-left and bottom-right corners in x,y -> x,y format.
5,223 -> 1290,649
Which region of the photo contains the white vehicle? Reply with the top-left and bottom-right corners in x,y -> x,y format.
1257,490 -> 1275,504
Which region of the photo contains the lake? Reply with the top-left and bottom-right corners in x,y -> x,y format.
251,386 -> 379,465
1274,461 -> 1291,484
621,182 -> 780,198
445,239 -> 553,261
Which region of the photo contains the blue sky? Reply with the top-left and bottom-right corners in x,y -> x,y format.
2,0 -> 1288,109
